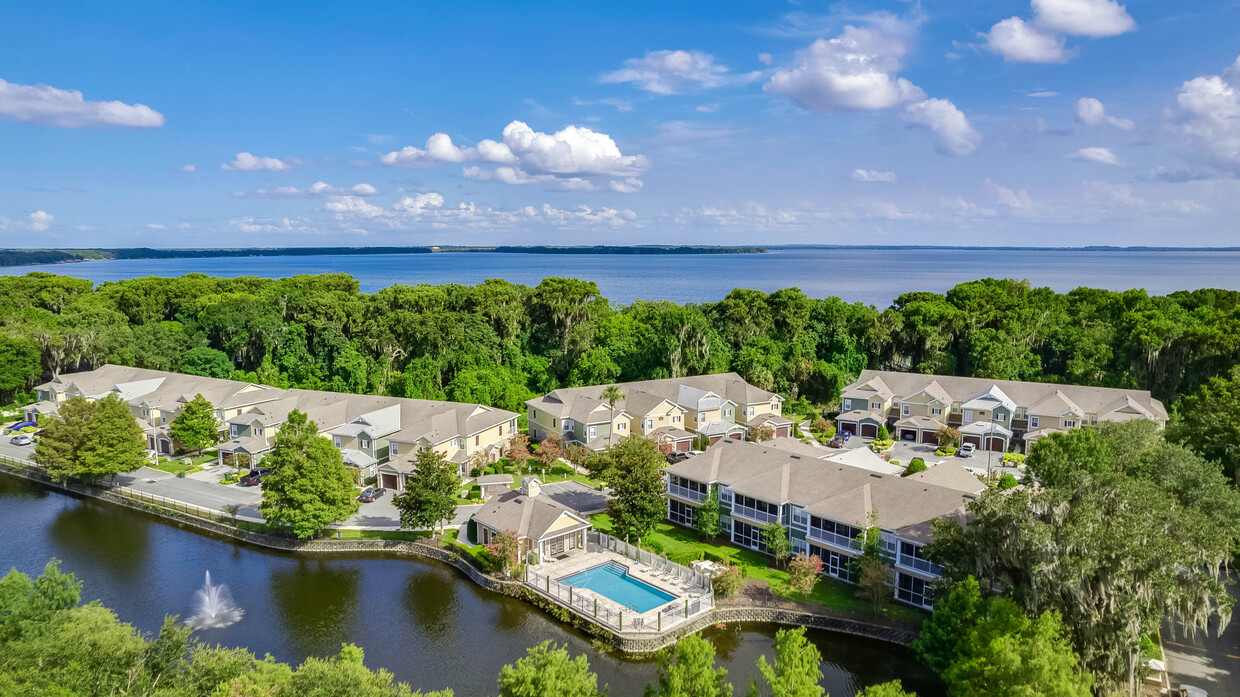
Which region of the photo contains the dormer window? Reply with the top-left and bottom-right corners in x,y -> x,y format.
359,437 -> 370,450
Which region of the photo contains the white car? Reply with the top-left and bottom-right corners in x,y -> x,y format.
957,442 -> 976,458
1180,686 -> 1208,697
9,434 -> 33,446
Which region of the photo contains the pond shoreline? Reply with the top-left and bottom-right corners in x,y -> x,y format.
0,460 -> 919,654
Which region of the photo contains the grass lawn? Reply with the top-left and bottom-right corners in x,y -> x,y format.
590,513 -> 926,625
441,528 -> 494,566
326,528 -> 429,541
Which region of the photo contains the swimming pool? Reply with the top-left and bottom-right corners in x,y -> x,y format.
559,561 -> 677,613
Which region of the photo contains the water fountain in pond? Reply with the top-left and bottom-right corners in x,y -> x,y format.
187,571 -> 244,629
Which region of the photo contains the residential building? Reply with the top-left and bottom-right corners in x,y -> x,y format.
29,365 -> 519,487
835,370 -> 1167,452
524,372 -> 791,452
664,439 -> 984,609
471,476 -> 592,561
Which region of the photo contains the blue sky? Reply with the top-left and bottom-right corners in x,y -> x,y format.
3,0 -> 1240,247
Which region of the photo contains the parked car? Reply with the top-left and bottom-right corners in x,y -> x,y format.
828,432 -> 850,448
665,451 -> 692,463
238,467 -> 273,486
358,487 -> 386,502
957,443 -> 976,458
8,434 -> 33,446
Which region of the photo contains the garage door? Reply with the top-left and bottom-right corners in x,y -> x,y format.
963,435 -> 982,447
839,423 -> 856,435
985,437 -> 1005,452
677,440 -> 690,452
775,426 -> 789,438
861,423 -> 878,438
899,428 -> 917,441
729,433 -> 742,440
920,431 -> 939,444
380,473 -> 399,490
709,435 -> 722,445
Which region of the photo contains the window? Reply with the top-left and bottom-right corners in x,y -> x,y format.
809,544 -> 857,583
902,405 -> 910,416
995,413 -> 1006,422
455,437 -> 464,449
843,399 -> 852,411
931,407 -> 942,416
499,425 -> 504,436
333,436 -> 341,448
871,402 -> 882,410
746,406 -> 755,417
723,408 -> 732,418
645,419 -> 653,430
588,426 -> 597,439
668,499 -> 696,527
475,435 -> 480,446
731,520 -> 768,552
897,573 -> 934,608
1030,416 -> 1040,429
359,437 -> 370,450
255,427 -> 263,437
618,421 -> 626,431
697,413 -> 705,424
673,415 -> 680,424
964,410 -> 974,423
1064,419 -> 1075,428
951,403 -> 960,413
391,443 -> 399,456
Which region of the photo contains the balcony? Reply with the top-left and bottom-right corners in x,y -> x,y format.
806,527 -> 861,551
897,554 -> 944,577
731,504 -> 779,525
667,484 -> 706,503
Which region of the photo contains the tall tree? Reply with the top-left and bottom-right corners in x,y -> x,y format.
600,384 -> 625,436
35,394 -> 146,485
748,627 -> 824,697
180,346 -> 234,379
762,522 -> 792,568
32,395 -> 92,481
497,641 -> 602,697
604,436 -> 669,541
851,519 -> 894,615
393,449 -> 460,532
856,682 -> 916,697
1166,365 -> 1240,482
259,410 -> 360,538
911,576 -> 983,675
645,634 -> 732,697
693,485 -> 723,540
942,599 -> 1092,697
168,393 -> 218,456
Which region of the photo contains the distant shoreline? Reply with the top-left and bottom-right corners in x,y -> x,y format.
1,243 -> 1238,270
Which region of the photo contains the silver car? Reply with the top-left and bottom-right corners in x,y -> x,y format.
9,434 -> 33,446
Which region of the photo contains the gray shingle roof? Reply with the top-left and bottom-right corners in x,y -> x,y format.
526,372 -> 780,423
471,486 -> 590,541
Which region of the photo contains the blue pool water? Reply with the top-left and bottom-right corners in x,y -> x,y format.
559,562 -> 676,613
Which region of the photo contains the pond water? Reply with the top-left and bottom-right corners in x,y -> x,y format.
0,475 -> 944,696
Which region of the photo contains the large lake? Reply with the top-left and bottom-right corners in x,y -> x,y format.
5,247 -> 1239,305
0,475 -> 943,696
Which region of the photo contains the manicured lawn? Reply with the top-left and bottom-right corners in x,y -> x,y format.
441,528 -> 493,566
326,528 -> 429,541
590,513 -> 926,625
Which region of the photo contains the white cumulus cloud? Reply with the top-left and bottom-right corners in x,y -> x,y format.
609,178 -> 644,193
1070,146 -> 1123,165
985,179 -> 1033,209
600,50 -> 759,95
903,99 -> 982,155
1075,97 -> 1134,129
1031,0 -> 1136,38
222,152 -> 293,171
984,17 -> 1071,63
852,169 -> 897,182
324,196 -> 384,218
1169,55 -> 1240,175
0,79 -> 164,129
235,182 -> 377,198
28,210 -> 53,231
764,22 -> 925,112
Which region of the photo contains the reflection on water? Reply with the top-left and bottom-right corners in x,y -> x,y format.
0,475 -> 944,697
269,560 -> 361,659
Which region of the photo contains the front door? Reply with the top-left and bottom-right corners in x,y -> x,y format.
547,536 -> 566,557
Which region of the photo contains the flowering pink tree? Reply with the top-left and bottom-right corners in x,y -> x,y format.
788,553 -> 824,597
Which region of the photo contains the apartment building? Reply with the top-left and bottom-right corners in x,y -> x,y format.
524,372 -> 792,452
29,364 -> 519,487
835,370 -> 1167,453
664,439 -> 984,609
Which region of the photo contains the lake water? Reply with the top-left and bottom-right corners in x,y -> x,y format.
5,247 -> 1240,306
0,475 -> 943,696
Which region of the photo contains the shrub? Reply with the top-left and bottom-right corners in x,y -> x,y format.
868,439 -> 894,452
936,445 -> 957,457
470,467 -> 483,478
998,473 -> 1019,490
788,553 -> 823,596
889,460 -> 900,467
1002,452 -> 1026,466
812,417 -> 832,433
902,459 -> 927,477
220,472 -> 241,484
713,564 -> 744,597
876,425 -> 890,441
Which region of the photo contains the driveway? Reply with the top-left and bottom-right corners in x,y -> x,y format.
116,467 -> 263,510
1163,579 -> 1240,696
0,440 -> 36,462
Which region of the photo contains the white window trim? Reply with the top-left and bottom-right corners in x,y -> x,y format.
1030,416 -> 1039,429
995,413 -> 1006,422
1064,419 -> 1075,428
965,410 -> 973,423
901,405 -> 910,416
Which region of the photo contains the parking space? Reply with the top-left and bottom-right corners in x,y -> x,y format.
116,467 -> 264,510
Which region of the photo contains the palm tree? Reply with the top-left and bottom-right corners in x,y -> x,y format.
600,385 -> 625,447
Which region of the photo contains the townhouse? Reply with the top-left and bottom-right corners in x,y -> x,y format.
835,370 -> 1167,453
664,438 -> 984,609
524,372 -> 792,452
29,364 -> 519,488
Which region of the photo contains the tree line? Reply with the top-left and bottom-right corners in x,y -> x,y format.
0,560 -> 913,696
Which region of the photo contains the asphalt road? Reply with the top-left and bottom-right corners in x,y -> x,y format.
1163,578 -> 1240,696
117,467 -> 263,510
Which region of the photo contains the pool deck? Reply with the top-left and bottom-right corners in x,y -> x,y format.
526,543 -> 713,635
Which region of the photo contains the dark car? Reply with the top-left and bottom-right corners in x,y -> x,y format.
665,451 -> 691,463
358,487 -> 386,502
828,432 -> 850,448
238,467 -> 273,486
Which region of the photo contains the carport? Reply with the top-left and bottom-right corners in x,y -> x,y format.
836,409 -> 884,440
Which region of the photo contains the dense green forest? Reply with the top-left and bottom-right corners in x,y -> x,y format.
0,270 -> 1236,441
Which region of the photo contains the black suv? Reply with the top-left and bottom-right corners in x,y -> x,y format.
238,467 -> 273,486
